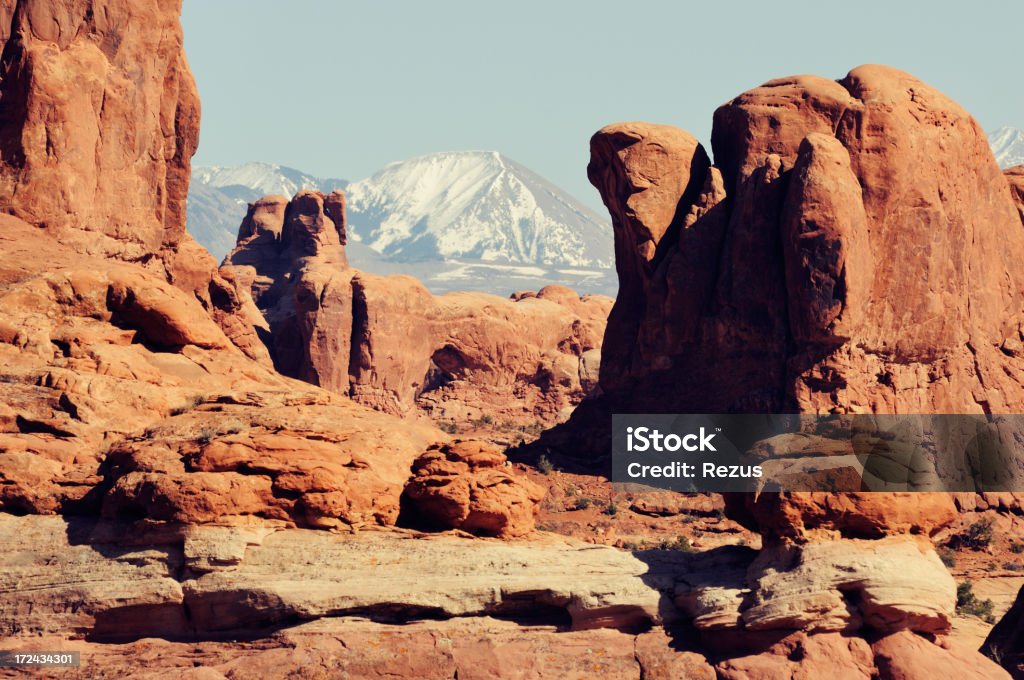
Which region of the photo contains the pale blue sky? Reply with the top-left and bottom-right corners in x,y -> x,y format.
182,1 -> 1023,212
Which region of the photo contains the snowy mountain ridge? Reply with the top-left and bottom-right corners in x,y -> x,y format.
990,127 -> 1024,168
193,162 -> 347,199
344,150 -> 612,268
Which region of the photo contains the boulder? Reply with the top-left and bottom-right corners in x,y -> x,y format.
676,537 -> 955,638
874,630 -> 1012,680
716,632 -> 875,680
724,492 -> 958,541
401,440 -> 545,537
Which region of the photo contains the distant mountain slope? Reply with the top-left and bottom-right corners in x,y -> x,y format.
344,151 -> 612,268
990,127 -> 1024,168
186,154 -> 616,295
186,162 -> 346,261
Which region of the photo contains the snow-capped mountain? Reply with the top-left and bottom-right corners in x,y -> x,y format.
186,162 -> 346,261
344,151 -> 612,269
186,153 -> 616,295
990,127 -> 1024,168
193,162 -> 348,200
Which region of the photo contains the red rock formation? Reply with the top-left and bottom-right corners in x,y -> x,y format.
589,66 -> 1024,417
401,440 -> 545,537
716,632 -> 875,679
0,214 -> 439,525
724,492 -> 958,542
716,629 -> 1010,680
874,630 -> 1011,680
581,65 -> 1020,679
0,1 -> 271,367
0,0 -> 199,263
1007,166 -> 1024,224
226,190 -> 612,428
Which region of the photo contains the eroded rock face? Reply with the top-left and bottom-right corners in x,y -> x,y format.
0,515 -> 1004,679
588,66 -> 1024,417
0,0 -> 199,262
226,191 -> 612,428
724,492 -> 958,542
0,515 -> 682,639
401,440 -> 545,537
676,537 -> 955,641
101,404 -> 434,530
1007,166 -> 1024,224
0,214 -> 438,526
0,617 -> 716,680
0,1 -> 272,367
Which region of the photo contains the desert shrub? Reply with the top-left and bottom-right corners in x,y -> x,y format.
956,581 -> 996,623
603,501 -> 619,516
574,496 -> 592,511
948,518 -> 995,551
657,535 -> 695,553
1004,561 -> 1024,572
518,421 -> 545,437
195,426 -> 219,445
170,394 -> 205,416
537,455 -> 554,475
440,422 -> 459,434
938,547 -> 957,568
223,421 -> 246,435
1010,542 -> 1024,554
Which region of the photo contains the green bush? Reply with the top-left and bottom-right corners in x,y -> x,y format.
658,535 -> 696,553
956,581 -> 996,623
949,518 -> 995,551
574,497 -> 592,511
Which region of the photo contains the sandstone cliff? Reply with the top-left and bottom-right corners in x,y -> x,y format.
0,0 -> 197,263
0,0 -> 272,366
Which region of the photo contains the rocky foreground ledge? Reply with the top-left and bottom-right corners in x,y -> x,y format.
0,504 -> 1010,679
